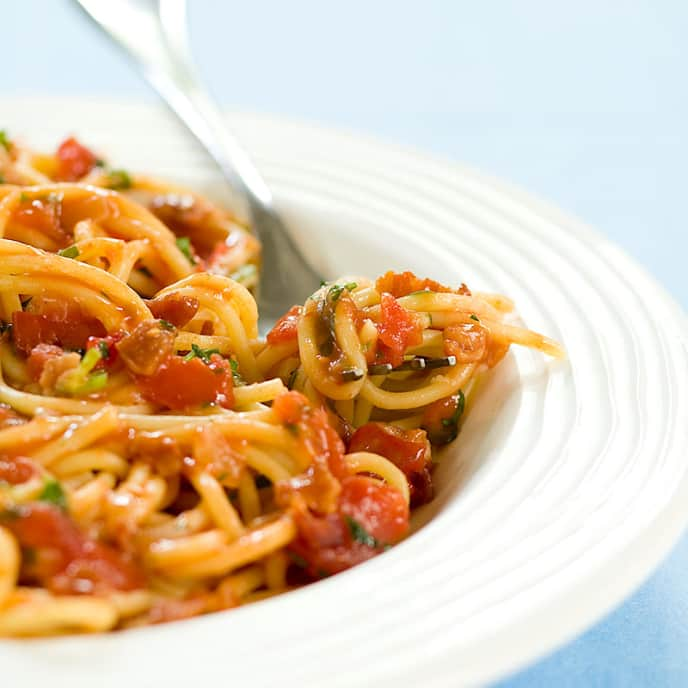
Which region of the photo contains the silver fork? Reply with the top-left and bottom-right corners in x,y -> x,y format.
73,0 -> 323,330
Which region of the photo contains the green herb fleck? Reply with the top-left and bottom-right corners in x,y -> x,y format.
106,169 -> 132,190
159,319 -> 174,331
469,314 -> 480,322
175,236 -> 196,264
39,480 -> 67,510
285,422 -> 298,436
0,173 -> 5,184
345,515 -> 381,548
94,158 -> 106,168
19,192 -> 29,203
328,282 -> 357,303
22,546 -> 37,565
0,130 -> 10,151
97,340 -> 110,359
58,245 -> 80,259
56,347 -> 108,396
184,343 -> 220,364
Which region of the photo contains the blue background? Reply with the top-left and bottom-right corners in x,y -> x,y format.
5,1 -> 687,685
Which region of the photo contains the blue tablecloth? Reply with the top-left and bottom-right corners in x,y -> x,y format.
6,2 -> 687,684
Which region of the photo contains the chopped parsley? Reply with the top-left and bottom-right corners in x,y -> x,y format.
105,168 -> 132,190
345,515 -> 382,549
175,236 -> 196,264
19,192 -> 29,203
0,130 -> 10,151
97,340 -> 110,359
442,389 -> 466,428
229,357 -> 244,385
469,314 -> 480,322
328,282 -> 357,303
56,347 -> 108,396
57,245 -> 80,259
184,343 -> 220,364
39,480 -> 67,510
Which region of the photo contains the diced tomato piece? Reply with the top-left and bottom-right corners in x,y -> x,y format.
138,354 -> 234,411
348,422 -> 433,506
266,305 -> 302,345
55,137 -> 98,181
2,503 -> 144,594
273,391 -> 348,481
0,455 -> 38,485
288,475 -> 409,577
13,197 -> 67,245
375,293 -> 424,367
375,270 -> 471,298
86,333 -> 123,369
147,294 -> 199,328
26,343 -> 64,380
12,302 -> 106,355
339,475 -> 409,544
273,391 -> 348,514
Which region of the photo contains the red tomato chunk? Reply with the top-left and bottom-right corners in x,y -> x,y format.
375,293 -> 424,367
138,354 -> 234,410
349,422 -> 434,507
266,305 -> 302,345
12,304 -> 106,355
2,503 -> 144,594
55,137 -> 98,181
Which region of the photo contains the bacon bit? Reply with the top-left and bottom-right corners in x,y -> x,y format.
55,137 -> 98,181
26,343 -> 64,381
1,503 -> 144,594
138,354 -> 234,411
116,320 -> 176,376
12,300 -> 106,354
129,433 -> 184,478
443,322 -> 488,364
375,293 -> 424,368
38,351 -> 81,394
0,455 -> 38,485
266,305 -> 302,345
348,423 -> 433,507
375,270 -> 471,298
147,294 -> 199,328
192,425 -> 245,487
288,475 -> 409,577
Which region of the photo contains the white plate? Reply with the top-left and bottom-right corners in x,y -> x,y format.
2,98 -> 687,688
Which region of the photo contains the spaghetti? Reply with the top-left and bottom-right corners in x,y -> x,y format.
0,133 -> 563,636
